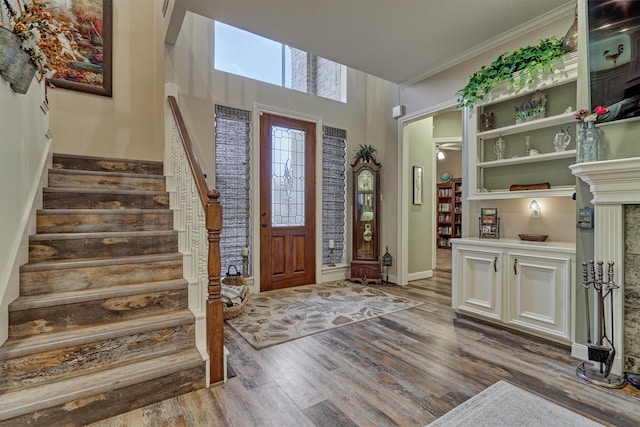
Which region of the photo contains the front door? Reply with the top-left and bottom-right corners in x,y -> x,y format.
259,113 -> 316,291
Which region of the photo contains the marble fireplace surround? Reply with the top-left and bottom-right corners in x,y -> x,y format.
571,157 -> 640,376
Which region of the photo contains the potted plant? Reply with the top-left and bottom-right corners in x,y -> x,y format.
0,0 -> 75,93
354,144 -> 377,163
456,37 -> 566,109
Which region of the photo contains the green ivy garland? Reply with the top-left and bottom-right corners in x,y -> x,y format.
456,37 -> 566,109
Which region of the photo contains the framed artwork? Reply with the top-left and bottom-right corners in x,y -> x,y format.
47,0 -> 113,97
479,207 -> 500,238
587,0 -> 640,123
413,166 -> 423,205
577,207 -> 594,229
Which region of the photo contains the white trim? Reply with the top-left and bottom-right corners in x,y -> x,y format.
397,98 -> 458,286
252,104 -> 324,289
408,270 -> 434,282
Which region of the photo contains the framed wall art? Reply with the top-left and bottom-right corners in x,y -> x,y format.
47,0 -> 113,97
413,166 -> 423,205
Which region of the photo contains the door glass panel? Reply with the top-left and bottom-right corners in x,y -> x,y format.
271,125 -> 305,226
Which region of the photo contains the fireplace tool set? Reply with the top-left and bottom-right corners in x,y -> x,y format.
576,260 -> 626,388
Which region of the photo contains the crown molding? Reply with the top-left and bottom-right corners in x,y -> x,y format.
399,2 -> 575,88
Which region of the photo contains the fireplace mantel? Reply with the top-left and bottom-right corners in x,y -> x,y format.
570,157 -> 640,204
569,157 -> 640,376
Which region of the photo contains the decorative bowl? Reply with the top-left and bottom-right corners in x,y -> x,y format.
518,234 -> 548,242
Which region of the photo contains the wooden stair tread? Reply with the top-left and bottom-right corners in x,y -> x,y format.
30,229 -> 178,241
49,168 -> 166,180
10,279 -> 187,311
0,310 -> 195,360
20,253 -> 183,272
44,187 -> 168,195
37,208 -> 172,215
53,153 -> 163,167
0,348 -> 203,422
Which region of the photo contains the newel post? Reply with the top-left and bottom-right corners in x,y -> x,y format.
206,189 -> 225,384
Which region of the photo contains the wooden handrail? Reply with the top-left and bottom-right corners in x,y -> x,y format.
167,95 -> 224,385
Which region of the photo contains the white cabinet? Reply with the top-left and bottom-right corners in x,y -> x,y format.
452,238 -> 574,343
466,52 -> 578,200
452,245 -> 503,321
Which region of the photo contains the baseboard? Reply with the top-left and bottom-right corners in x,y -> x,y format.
407,270 -> 434,282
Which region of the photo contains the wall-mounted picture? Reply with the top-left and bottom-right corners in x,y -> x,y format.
588,0 -> 640,122
413,166 -> 423,205
47,0 -> 113,97
577,207 -> 594,229
479,207 -> 500,238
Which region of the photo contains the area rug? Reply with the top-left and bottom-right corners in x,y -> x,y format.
427,380 -> 604,427
225,280 -> 422,349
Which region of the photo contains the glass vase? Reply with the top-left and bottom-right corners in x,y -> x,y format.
576,122 -> 586,163
583,121 -> 600,162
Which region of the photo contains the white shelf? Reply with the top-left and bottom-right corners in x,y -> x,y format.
478,149 -> 576,168
433,136 -> 462,144
478,112 -> 576,140
468,186 -> 575,200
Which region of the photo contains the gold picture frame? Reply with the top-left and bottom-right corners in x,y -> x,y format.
47,0 -> 113,97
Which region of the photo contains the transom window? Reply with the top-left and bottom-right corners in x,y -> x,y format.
214,21 -> 347,102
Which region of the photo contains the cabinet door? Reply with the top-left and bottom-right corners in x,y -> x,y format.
453,247 -> 503,321
506,253 -> 571,340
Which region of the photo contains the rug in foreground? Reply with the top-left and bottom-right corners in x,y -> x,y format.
427,380 -> 604,427
226,280 -> 422,349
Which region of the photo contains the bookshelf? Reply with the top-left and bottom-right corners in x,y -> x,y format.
437,178 -> 462,248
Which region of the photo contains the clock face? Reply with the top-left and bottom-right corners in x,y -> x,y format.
357,170 -> 374,191
440,170 -> 452,182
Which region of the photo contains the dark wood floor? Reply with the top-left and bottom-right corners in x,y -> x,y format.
90,266 -> 640,426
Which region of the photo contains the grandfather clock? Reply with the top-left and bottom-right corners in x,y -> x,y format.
350,157 -> 381,285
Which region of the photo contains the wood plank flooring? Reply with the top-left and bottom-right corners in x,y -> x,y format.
90,262 -> 640,427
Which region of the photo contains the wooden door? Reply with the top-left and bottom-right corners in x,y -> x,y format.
259,113 -> 316,291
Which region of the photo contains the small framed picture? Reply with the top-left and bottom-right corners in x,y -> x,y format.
479,208 -> 500,238
577,207 -> 594,229
413,166 -> 423,205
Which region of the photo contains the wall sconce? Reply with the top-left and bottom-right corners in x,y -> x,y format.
529,200 -> 541,218
436,146 -> 445,160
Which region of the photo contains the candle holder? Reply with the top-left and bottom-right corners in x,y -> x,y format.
327,247 -> 336,267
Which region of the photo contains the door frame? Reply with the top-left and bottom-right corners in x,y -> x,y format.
251,103 -> 323,291
396,97 -> 462,285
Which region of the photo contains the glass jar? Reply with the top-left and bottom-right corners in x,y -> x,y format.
583,121 -> 600,162
576,122 -> 586,162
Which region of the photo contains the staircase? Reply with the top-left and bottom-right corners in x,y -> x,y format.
0,154 -> 206,426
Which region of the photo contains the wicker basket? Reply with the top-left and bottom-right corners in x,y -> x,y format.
222,265 -> 249,320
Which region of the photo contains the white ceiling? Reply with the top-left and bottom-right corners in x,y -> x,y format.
169,0 -> 574,85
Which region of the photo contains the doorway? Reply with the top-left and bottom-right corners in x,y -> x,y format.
259,113 -> 316,291
400,107 -> 462,282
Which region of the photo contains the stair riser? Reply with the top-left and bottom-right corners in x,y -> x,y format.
20,259 -> 183,296
0,323 -> 196,394
29,234 -> 178,263
0,363 -> 205,427
9,288 -> 188,339
37,212 -> 173,233
43,191 -> 169,210
53,156 -> 164,176
48,171 -> 166,192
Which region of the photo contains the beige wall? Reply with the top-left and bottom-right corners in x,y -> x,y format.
406,118 -> 434,275
48,0 -> 165,161
165,12 -> 399,280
